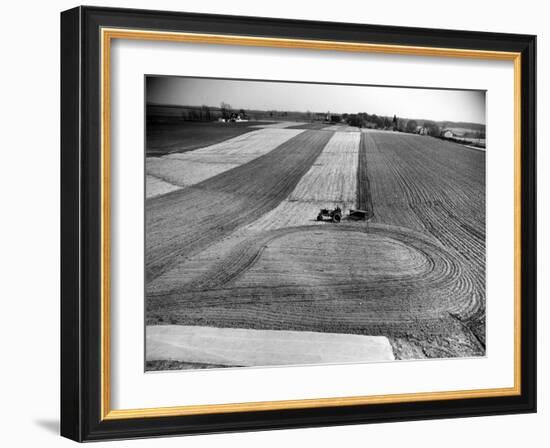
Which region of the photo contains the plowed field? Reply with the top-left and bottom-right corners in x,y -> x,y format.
147,121 -> 263,156
145,130 -> 333,283
362,131 -> 486,346
146,127 -> 486,364
146,128 -> 303,198
242,131 -> 360,231
322,124 -> 361,132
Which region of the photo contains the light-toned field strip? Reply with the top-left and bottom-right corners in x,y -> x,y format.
322,124 -> 361,132
145,128 -> 304,198
147,325 -> 395,367
250,121 -> 308,129
146,174 -> 183,198
242,131 -> 361,231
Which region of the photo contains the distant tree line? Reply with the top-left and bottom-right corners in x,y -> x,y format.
147,103 -> 485,141
345,113 -> 394,129
342,113 -> 439,135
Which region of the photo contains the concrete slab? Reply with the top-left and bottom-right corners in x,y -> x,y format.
146,325 -> 395,368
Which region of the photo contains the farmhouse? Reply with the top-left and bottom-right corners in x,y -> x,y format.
442,129 -> 455,138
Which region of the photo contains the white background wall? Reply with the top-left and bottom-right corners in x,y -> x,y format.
0,0 -> 546,446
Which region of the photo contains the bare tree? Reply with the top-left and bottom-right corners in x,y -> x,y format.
220,102 -> 232,120
201,105 -> 211,121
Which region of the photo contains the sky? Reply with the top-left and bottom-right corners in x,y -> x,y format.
146,76 -> 486,124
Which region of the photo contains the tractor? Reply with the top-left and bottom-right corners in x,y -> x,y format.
317,206 -> 342,223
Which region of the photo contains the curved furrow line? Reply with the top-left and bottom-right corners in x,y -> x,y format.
201,225 -> 445,292
149,224 -> 477,324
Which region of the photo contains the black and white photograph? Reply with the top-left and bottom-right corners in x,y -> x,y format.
144,76 -> 487,371
0,0 -> 543,443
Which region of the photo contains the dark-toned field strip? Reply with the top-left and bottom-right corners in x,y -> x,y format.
146,122 -> 271,157
363,132 -> 486,346
146,130 -> 334,283
356,133 -> 374,218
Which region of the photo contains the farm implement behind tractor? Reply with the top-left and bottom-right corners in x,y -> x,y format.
316,206 -> 370,223
348,209 -> 369,220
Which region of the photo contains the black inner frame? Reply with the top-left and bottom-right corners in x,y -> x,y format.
61,6 -> 536,442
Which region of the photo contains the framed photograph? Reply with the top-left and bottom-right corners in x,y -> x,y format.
60,6 -> 536,441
